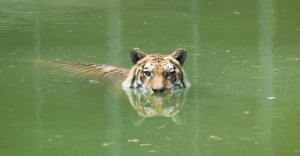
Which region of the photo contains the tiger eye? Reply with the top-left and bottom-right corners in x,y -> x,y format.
144,71 -> 151,77
165,71 -> 174,78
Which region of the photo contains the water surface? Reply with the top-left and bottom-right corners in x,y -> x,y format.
0,0 -> 300,155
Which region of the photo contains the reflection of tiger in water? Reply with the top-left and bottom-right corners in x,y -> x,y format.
123,88 -> 188,125
43,48 -> 190,92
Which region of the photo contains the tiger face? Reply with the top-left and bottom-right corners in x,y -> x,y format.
122,48 -> 190,93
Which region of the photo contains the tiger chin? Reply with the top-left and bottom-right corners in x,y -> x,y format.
122,48 -> 191,93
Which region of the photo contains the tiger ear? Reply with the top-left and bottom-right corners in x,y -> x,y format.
172,48 -> 187,65
130,48 -> 146,64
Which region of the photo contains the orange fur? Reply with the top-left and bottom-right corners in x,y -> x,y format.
41,48 -> 190,93
122,48 -> 190,93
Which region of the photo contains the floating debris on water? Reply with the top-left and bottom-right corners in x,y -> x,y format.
128,139 -> 139,143
287,58 -> 298,61
244,111 -> 250,115
102,142 -> 115,147
208,135 -> 222,140
55,135 -> 61,138
89,79 -> 99,84
165,137 -> 171,140
148,150 -> 159,153
252,77 -> 265,80
157,124 -> 166,129
233,11 -> 240,15
267,97 -> 276,100
294,149 -> 300,153
140,143 -> 152,146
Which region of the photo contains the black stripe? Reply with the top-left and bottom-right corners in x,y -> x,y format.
174,65 -> 185,87
130,68 -> 137,87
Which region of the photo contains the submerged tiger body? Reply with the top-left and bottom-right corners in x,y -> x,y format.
46,62 -> 130,80
44,48 -> 190,93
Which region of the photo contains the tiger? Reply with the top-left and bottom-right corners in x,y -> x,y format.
42,48 -> 190,93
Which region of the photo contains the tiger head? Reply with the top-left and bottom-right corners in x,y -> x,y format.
122,48 -> 191,93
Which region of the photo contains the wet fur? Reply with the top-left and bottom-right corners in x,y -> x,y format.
42,48 -> 190,92
122,48 -> 190,93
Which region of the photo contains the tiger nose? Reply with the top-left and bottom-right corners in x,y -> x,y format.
152,87 -> 165,93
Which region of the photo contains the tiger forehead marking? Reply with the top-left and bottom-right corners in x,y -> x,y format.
143,60 -> 174,74
122,48 -> 191,93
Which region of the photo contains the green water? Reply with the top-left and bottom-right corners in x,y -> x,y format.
1,0 -> 300,155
